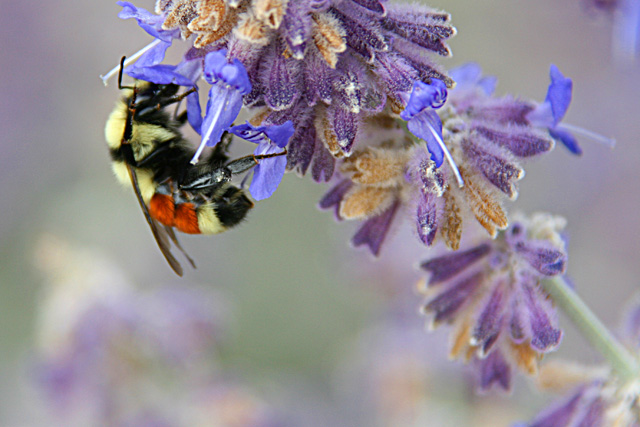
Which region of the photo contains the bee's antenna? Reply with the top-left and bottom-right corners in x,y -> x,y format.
118,56 -> 135,91
225,148 -> 288,175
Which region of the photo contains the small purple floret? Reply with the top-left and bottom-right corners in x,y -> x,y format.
117,1 -> 178,43
400,79 -> 448,120
416,191 -> 438,246
520,280 -> 562,351
191,50 -> 252,163
401,79 -> 448,167
545,64 -> 573,127
230,121 -> 294,200
449,63 -> 496,95
527,65 -> 581,154
406,110 -> 445,167
204,50 -> 251,94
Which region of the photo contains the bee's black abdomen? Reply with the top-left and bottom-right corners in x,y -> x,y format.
215,186 -> 254,228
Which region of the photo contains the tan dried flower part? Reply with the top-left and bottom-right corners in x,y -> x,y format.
253,0 -> 288,29
536,360 -> 609,393
158,0 -> 247,47
318,114 -> 345,158
311,11 -> 346,68
190,0 -> 242,47
338,147 -> 407,220
341,147 -> 409,186
440,191 -> 463,250
339,186 -> 396,220
160,0 -> 200,38
188,0 -> 226,33
234,6 -> 271,45
459,167 -> 508,238
449,313 -> 475,360
508,340 -> 542,376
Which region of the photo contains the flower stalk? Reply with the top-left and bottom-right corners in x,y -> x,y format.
542,276 -> 639,380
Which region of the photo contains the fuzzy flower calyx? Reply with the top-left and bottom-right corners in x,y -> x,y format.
418,213 -> 568,392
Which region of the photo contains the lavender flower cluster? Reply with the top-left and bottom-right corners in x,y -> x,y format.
34,235 -> 284,426
101,0 -> 637,425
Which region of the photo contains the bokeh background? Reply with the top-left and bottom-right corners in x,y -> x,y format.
1,0 -> 638,425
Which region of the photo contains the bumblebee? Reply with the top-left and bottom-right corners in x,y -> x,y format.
105,58 -> 285,276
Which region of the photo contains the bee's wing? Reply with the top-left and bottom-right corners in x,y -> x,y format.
162,225 -> 196,269
125,164 -> 184,276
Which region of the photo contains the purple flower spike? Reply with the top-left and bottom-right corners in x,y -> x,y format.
191,51 -> 252,164
230,121 -> 294,201
419,214 -> 568,389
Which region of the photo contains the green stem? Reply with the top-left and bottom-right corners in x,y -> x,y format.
541,276 -> 639,380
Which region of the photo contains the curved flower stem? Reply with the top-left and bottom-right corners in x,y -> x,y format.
542,276 -> 639,380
